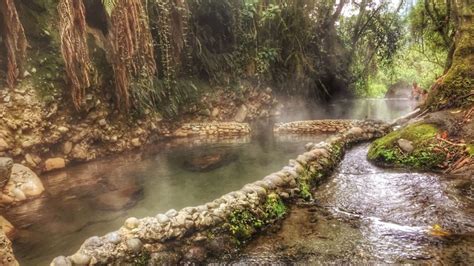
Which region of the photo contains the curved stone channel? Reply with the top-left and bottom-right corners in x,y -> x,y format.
47,121 -> 389,265
231,144 -> 474,264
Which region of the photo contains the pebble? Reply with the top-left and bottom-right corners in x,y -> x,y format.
124,217 -> 140,229
51,256 -> 72,266
126,238 -> 143,252
156,214 -> 170,224
70,253 -> 91,265
105,232 -> 121,244
165,209 -> 178,217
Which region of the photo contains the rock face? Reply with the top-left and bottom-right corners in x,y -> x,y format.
1,164 -> 45,204
0,157 -> 13,188
0,228 -> 19,266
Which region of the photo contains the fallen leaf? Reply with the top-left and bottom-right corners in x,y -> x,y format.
428,224 -> 450,237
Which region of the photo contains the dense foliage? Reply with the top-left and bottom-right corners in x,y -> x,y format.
0,0 -> 471,114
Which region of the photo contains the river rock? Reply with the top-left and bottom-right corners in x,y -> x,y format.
2,164 -> 44,202
51,256 -> 72,266
105,232 -> 121,244
44,158 -> 66,172
70,253 -> 91,265
124,217 -> 140,230
126,238 -> 143,252
0,157 -> 13,188
234,105 -> 248,122
184,246 -> 207,262
0,138 -> 10,152
165,209 -> 178,217
157,214 -> 170,224
0,216 -> 15,238
397,139 -> 414,153
63,141 -> 73,155
211,107 -> 220,117
131,138 -> 141,147
182,152 -> 238,172
70,144 -> 88,161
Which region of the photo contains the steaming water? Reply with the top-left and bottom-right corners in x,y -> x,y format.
3,98 -> 432,265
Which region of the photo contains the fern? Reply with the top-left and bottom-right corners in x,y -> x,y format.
102,0 -> 117,15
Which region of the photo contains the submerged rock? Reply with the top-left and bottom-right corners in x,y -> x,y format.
182,152 -> 238,172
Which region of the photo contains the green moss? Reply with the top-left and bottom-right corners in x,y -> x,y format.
368,123 -> 447,170
298,168 -> 315,201
425,21 -> 474,111
133,252 -> 151,265
263,193 -> 286,219
226,193 -> 286,243
227,210 -> 263,242
467,144 -> 474,157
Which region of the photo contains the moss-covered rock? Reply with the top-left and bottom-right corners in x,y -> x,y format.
226,193 -> 286,244
368,123 -> 448,170
466,144 -> 474,157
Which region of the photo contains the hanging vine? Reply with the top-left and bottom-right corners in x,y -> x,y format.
0,0 -> 27,88
107,0 -> 157,111
58,0 -> 91,110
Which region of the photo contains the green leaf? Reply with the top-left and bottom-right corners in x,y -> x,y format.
102,0 -> 117,16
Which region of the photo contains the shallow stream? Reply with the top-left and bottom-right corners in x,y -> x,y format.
232,144 -> 474,264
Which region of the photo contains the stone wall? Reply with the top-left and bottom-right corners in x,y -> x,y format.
51,120 -> 389,265
274,120 -> 356,134
172,122 -> 251,138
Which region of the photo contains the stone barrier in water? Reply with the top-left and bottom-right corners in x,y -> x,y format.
51,120 -> 390,265
274,120 -> 356,134
172,122 -> 251,138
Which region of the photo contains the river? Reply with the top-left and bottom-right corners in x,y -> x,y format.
5,98 -> 454,265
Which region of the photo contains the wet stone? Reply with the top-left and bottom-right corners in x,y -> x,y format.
126,238 -> 143,252
84,236 -> 102,248
165,209 -> 178,217
105,232 -> 121,244
157,214 -> 170,224
124,217 -> 140,230
70,253 -> 91,265
51,256 -> 72,266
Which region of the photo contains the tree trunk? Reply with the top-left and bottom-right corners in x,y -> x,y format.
0,0 -> 27,89
424,0 -> 474,110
